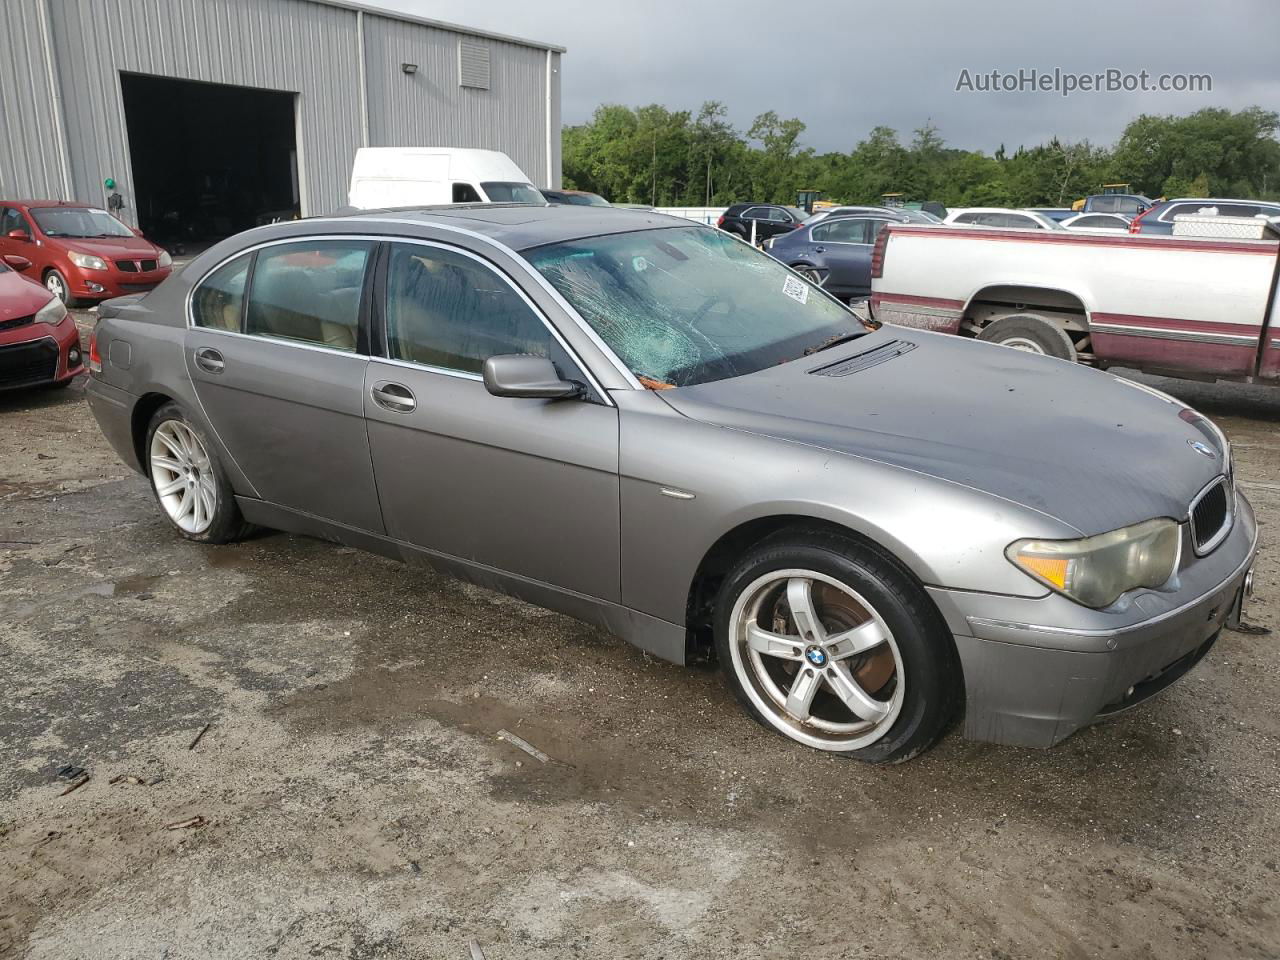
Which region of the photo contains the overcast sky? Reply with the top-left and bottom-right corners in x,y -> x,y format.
376,0 -> 1279,154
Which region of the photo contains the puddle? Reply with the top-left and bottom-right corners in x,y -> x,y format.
81,574 -> 164,599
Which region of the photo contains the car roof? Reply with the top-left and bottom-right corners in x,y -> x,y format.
1,200 -> 100,209
1160,197 -> 1280,205
326,203 -> 697,250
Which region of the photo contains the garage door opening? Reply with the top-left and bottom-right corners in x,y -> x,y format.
121,73 -> 300,247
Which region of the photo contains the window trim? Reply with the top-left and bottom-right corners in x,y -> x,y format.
375,237 -> 611,403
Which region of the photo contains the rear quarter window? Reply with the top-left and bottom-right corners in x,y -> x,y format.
191,254 -> 251,331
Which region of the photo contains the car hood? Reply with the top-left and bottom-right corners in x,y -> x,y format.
0,269 -> 54,322
53,235 -> 160,259
658,328 -> 1226,535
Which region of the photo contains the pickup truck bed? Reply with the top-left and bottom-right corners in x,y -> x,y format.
870,224 -> 1280,383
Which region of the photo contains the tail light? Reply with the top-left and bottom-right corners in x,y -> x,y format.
716,214 -> 725,228
88,331 -> 102,374
870,227 -> 891,279
1129,206 -> 1153,233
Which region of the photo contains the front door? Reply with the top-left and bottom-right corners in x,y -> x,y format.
364,240 -> 620,601
184,238 -> 385,532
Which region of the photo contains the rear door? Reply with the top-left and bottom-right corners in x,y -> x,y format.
363,239 -> 620,601
184,237 -> 385,532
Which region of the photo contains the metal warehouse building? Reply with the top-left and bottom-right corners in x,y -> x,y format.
0,0 -> 563,242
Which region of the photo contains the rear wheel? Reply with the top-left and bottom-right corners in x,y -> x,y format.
146,403 -> 250,543
792,265 -> 825,287
978,314 -> 1076,362
714,530 -> 962,763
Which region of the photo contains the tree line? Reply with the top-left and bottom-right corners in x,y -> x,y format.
561,103 -> 1280,209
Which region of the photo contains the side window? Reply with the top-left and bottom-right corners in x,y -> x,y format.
1003,214 -> 1034,228
0,207 -> 26,236
192,254 -> 251,331
825,219 -> 871,243
245,240 -> 371,352
453,182 -> 482,203
741,207 -> 766,220
384,243 -> 562,376
954,213 -> 980,224
767,208 -> 789,222
1091,196 -> 1117,213
1113,197 -> 1141,215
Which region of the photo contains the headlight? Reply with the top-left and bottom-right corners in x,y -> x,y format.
67,251 -> 107,271
1007,518 -> 1180,608
158,250 -> 173,268
34,296 -> 68,326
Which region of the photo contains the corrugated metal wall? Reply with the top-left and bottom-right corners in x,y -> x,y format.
0,0 -> 72,200
362,14 -> 555,188
0,0 -> 560,222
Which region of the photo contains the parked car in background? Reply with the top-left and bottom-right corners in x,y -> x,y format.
1061,213 -> 1132,231
802,206 -> 938,229
716,203 -> 808,242
766,211 -> 916,300
0,254 -> 84,389
541,189 -> 610,207
1027,208 -> 1077,223
346,147 -> 542,209
0,201 -> 173,306
1130,198 -> 1280,235
871,221 -> 1280,384
943,208 -> 1065,230
85,205 -> 1255,761
1080,193 -> 1154,216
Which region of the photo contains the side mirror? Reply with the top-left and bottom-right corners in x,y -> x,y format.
482,355 -> 583,400
3,254 -> 32,271
6,229 -> 31,242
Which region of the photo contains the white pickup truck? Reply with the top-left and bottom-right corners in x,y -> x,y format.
869,223 -> 1280,384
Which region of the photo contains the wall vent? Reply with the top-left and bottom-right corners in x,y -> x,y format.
458,40 -> 491,89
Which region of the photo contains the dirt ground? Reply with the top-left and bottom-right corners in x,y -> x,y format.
2,325 -> 1278,959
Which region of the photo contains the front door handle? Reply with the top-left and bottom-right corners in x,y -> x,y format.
194,347 -> 224,374
813,246 -> 826,253
371,381 -> 416,413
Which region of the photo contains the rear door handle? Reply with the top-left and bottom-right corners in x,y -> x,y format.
194,347 -> 224,374
371,381 -> 416,413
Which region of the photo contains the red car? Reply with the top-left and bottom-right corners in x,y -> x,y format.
0,200 -> 172,306
0,251 -> 84,390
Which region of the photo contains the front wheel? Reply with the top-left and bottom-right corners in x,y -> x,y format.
714,530 -> 961,763
44,269 -> 83,308
146,403 -> 251,543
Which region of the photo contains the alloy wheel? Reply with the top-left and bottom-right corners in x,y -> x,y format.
728,568 -> 905,751
149,419 -> 217,534
45,272 -> 66,303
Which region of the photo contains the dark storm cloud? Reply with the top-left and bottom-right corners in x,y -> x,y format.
378,0 -> 1279,153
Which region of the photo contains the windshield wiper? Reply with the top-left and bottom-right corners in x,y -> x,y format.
804,330 -> 868,355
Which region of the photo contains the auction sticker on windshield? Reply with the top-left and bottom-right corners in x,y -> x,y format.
783,274 -> 810,304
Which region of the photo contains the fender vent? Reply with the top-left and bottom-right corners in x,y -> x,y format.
809,339 -> 915,377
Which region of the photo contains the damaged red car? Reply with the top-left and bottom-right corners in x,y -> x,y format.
0,252 -> 83,390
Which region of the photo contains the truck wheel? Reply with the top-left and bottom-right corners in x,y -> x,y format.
978,314 -> 1077,362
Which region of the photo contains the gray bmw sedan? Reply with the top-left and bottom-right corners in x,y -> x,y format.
85,205 -> 1256,762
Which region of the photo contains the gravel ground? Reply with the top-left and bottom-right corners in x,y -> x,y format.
1,330 -> 1278,959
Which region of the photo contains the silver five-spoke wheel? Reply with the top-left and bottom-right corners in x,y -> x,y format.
149,419 -> 217,535
728,568 -> 905,751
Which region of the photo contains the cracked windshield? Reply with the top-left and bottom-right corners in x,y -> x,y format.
525,226 -> 869,387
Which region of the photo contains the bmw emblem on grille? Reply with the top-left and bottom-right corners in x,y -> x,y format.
1188,439 -> 1216,459
805,646 -> 828,667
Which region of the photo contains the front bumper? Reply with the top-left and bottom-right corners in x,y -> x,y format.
929,494 -> 1258,748
0,316 -> 84,390
70,267 -> 170,301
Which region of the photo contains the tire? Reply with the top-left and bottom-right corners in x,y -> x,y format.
145,402 -> 251,544
43,269 -> 83,308
791,265 -> 825,287
714,528 -> 962,763
978,314 -> 1076,362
